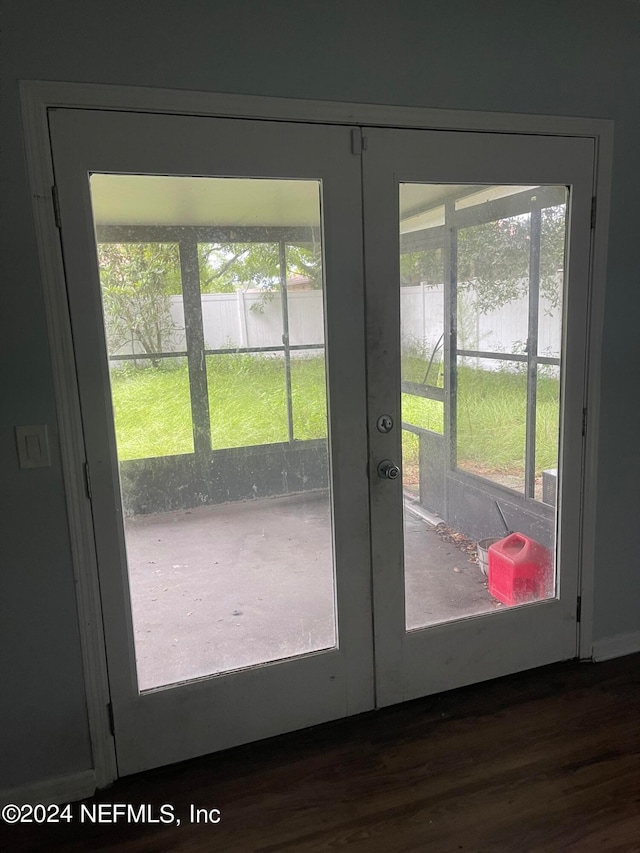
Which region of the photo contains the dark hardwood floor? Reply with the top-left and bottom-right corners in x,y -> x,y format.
5,654 -> 640,852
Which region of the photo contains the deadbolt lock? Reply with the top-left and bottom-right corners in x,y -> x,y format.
376,414 -> 394,433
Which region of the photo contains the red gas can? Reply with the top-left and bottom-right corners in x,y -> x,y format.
488,533 -> 552,606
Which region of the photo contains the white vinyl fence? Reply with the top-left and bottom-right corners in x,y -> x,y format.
112,285 -> 562,366
167,290 -> 325,355
400,284 -> 561,363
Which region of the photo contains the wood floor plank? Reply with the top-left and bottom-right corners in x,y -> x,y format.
3,655 -> 640,852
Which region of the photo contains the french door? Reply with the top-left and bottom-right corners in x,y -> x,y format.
48,108 -> 593,776
363,128 -> 593,704
50,110 -> 374,776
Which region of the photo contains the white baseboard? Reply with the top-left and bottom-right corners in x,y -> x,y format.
0,769 -> 96,807
592,630 -> 640,662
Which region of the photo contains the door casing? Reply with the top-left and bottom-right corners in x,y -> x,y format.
20,79 -> 612,795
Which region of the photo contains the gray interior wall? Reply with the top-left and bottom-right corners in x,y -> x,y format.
2,0 -> 638,791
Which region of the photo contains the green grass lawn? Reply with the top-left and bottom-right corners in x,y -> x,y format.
109,355 -> 327,460
109,357 -> 559,485
456,366 -> 559,481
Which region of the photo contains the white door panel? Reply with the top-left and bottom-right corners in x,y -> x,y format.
363,127 -> 593,705
49,108 -> 373,775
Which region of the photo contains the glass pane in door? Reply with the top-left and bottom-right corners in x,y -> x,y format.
90,174 -> 336,691
399,184 -> 567,630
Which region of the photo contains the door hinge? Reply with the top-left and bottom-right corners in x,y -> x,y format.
582,407 -> 588,437
107,702 -> 115,737
83,462 -> 92,500
576,595 -> 582,623
351,128 -> 367,155
590,196 -> 597,229
52,185 -> 61,228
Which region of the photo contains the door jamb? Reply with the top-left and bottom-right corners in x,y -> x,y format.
20,79 -> 612,791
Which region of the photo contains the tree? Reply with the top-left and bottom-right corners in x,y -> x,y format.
400,247 -> 443,287
400,204 -> 566,313
457,206 -> 566,313
98,242 -> 182,365
97,240 -> 323,362
198,242 -> 322,295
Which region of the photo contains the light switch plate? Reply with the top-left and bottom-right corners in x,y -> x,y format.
15,425 -> 51,469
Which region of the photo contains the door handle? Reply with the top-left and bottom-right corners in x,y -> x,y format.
378,459 -> 400,480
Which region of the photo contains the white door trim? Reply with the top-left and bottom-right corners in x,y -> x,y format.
20,79 -> 612,791
20,86 -> 118,792
22,79 -> 613,137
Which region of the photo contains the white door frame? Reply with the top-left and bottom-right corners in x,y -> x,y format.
20,79 -> 612,793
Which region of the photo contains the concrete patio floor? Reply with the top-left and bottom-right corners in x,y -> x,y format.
124,492 -> 498,691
